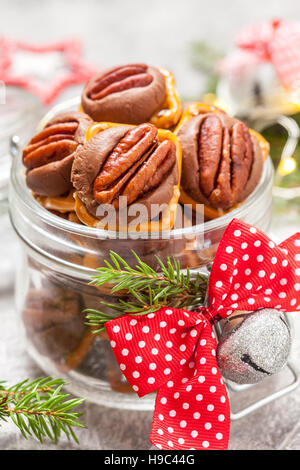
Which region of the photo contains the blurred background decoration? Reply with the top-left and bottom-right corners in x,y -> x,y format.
190,18 -> 300,234
0,0 -> 299,451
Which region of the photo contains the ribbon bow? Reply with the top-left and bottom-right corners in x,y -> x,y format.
105,219 -> 300,450
220,19 -> 300,89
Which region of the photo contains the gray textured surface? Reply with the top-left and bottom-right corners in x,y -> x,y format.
0,0 -> 300,450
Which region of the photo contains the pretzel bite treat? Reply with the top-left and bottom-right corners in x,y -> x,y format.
23,111 -> 93,198
176,103 -> 269,217
71,122 -> 181,230
81,63 -> 182,129
22,283 -> 86,363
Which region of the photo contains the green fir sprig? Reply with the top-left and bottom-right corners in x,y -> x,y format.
0,377 -> 85,444
85,251 -> 208,333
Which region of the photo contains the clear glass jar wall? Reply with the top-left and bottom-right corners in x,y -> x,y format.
10,101 -> 274,409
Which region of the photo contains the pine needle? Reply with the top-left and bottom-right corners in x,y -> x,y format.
0,377 -> 85,444
85,250 -> 208,332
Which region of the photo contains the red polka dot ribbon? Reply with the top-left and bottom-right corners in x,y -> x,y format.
105,219 -> 300,450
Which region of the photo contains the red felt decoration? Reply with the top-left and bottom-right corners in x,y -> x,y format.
220,19 -> 300,89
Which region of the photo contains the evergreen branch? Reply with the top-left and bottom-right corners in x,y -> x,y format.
0,377 -> 85,444
190,40 -> 224,75
85,251 -> 208,332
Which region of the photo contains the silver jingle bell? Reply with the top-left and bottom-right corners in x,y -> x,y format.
216,308 -> 291,385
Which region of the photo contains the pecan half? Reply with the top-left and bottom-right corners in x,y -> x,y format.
71,124 -> 178,221
89,64 -> 153,101
93,124 -> 176,208
178,113 -> 264,210
81,63 -> 167,124
23,111 -> 93,197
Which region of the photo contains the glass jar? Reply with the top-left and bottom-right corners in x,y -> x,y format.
9,99 -> 274,409
0,87 -> 41,291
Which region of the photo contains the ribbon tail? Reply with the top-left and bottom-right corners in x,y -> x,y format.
150,321 -> 230,450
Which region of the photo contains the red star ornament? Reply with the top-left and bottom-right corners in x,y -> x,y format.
0,37 -> 99,105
